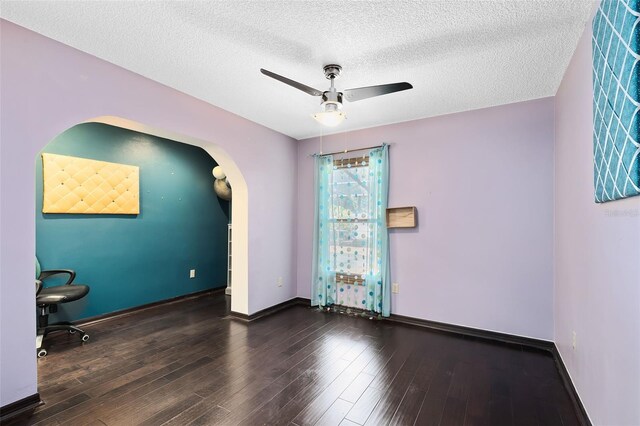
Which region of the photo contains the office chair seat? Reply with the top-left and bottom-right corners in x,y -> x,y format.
37,284 -> 89,305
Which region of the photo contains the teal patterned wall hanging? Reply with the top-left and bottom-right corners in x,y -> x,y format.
592,0 -> 640,202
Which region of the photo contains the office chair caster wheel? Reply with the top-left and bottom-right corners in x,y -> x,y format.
37,348 -> 47,358
81,334 -> 90,342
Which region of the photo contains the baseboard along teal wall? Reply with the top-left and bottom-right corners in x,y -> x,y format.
36,123 -> 230,321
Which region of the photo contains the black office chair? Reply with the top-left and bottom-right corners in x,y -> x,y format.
36,258 -> 90,358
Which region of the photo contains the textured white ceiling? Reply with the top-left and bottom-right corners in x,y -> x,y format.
1,1 -> 594,140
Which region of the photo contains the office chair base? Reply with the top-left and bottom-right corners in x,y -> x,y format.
36,323 -> 89,357
42,323 -> 87,336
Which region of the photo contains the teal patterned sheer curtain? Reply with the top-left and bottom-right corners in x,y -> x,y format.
312,144 -> 391,316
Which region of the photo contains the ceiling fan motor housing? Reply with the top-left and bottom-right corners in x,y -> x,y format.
322,91 -> 343,110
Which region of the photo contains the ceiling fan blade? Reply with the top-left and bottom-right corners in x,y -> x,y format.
343,82 -> 413,102
260,68 -> 323,97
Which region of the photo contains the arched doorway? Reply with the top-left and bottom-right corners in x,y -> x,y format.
87,116 -> 249,315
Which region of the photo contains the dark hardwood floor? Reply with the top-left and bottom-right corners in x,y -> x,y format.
6,293 -> 580,425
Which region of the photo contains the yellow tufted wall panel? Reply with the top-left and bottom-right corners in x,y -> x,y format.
42,153 -> 139,214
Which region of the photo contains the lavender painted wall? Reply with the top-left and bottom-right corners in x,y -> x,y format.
0,20 -> 297,406
554,16 -> 640,425
297,98 -> 555,340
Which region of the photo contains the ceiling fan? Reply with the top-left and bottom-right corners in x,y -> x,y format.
260,64 -> 413,127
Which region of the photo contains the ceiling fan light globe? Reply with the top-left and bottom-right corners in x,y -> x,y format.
313,111 -> 347,127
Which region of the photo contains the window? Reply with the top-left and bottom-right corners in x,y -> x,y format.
330,157 -> 377,291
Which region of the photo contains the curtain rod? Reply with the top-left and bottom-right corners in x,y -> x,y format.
312,143 -> 388,157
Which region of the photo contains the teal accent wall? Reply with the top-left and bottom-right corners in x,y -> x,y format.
36,123 -> 229,321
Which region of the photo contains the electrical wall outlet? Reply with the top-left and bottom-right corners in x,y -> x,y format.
572,331 -> 577,350
189,269 -> 196,279
392,282 -> 400,294
277,277 -> 283,287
